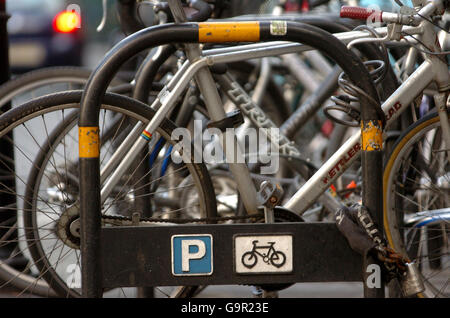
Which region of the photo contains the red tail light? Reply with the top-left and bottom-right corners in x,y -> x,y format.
53,11 -> 80,33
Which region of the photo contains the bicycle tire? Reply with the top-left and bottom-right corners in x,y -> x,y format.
0,66 -> 129,108
0,67 -> 88,109
269,251 -> 286,268
0,67 -> 127,296
242,251 -> 258,269
383,111 -> 449,298
0,90 -> 217,297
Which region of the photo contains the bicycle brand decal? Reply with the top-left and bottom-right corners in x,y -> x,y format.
270,21 -> 287,36
322,143 -> 361,185
141,129 -> 152,141
385,101 -> 402,121
171,234 -> 213,276
234,235 -> 293,274
198,22 -> 260,43
226,81 -> 301,158
79,126 -> 99,158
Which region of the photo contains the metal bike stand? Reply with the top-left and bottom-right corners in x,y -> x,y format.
78,21 -> 384,298
360,74 -> 386,298
101,182 -> 364,289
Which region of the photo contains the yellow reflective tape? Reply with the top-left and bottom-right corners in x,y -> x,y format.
79,127 -> 100,158
361,120 -> 383,151
198,22 -> 260,43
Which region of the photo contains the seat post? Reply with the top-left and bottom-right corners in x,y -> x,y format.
167,0 -> 260,215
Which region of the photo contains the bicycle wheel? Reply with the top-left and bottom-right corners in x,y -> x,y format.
269,251 -> 286,268
384,111 -> 449,298
0,90 -> 217,297
241,251 -> 257,269
0,67 -> 127,296
0,66 -> 124,109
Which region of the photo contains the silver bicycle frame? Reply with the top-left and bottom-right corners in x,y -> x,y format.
99,11 -> 449,216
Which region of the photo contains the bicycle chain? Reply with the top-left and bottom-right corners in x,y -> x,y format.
101,212 -> 266,225
100,205 -> 309,225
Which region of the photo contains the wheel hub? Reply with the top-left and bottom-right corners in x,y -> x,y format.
56,204 -> 80,250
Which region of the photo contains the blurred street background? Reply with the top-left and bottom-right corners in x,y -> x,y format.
7,0 -> 120,73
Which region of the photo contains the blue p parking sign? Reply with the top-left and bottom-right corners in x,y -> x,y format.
171,234 -> 213,276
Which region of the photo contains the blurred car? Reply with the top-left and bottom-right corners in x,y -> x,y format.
7,0 -> 83,73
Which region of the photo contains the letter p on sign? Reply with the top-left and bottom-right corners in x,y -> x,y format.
181,239 -> 206,271
172,234 -> 213,276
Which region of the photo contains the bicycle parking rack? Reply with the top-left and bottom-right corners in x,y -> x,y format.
101,221 -> 363,289
78,21 -> 386,298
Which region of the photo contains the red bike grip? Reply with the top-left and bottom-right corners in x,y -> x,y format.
340,6 -> 382,22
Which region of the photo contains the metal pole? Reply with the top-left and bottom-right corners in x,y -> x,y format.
360,89 -> 385,297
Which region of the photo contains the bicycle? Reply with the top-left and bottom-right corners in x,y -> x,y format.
241,240 -> 287,269
0,0 -> 448,297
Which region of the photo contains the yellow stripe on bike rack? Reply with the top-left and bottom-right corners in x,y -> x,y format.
361,120 -> 383,151
79,126 -> 100,158
198,22 -> 260,43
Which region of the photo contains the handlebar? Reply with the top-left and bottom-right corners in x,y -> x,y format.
339,2 -> 441,26
340,6 -> 382,21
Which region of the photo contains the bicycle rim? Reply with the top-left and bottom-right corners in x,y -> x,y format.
0,91 -> 217,297
384,111 -> 449,298
0,67 -> 127,296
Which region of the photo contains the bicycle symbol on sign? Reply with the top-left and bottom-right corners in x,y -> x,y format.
241,240 -> 286,269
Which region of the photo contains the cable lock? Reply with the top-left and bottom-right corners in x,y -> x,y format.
323,25 -> 388,128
